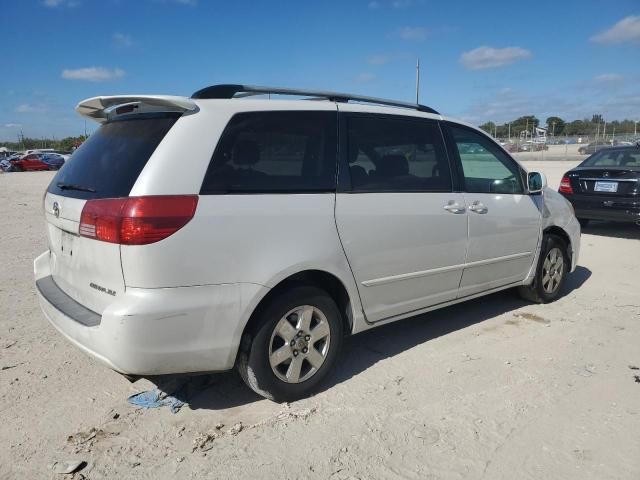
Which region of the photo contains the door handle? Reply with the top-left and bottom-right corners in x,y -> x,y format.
443,201 -> 466,214
468,201 -> 488,214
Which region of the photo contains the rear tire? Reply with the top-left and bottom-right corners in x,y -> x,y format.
237,286 -> 343,402
518,234 -> 568,304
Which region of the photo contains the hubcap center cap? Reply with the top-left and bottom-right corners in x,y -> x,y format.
294,337 -> 308,351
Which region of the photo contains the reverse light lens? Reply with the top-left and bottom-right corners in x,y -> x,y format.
80,196 -> 198,245
559,176 -> 574,194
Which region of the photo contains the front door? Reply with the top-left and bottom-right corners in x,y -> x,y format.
335,110 -> 468,323
444,122 -> 541,297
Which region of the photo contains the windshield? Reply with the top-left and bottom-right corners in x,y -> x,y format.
581,149 -> 640,168
47,113 -> 180,199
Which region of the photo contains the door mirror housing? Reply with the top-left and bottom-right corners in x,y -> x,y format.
527,171 -> 546,194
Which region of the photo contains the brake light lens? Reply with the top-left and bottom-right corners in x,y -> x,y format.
559,176 -> 574,194
79,196 -> 198,245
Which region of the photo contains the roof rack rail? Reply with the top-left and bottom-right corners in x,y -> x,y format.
190,84 -> 439,115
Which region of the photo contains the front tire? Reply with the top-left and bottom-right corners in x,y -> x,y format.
237,286 -> 343,402
518,235 -> 568,303
578,218 -> 589,228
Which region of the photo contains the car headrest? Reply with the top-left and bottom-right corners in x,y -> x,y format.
378,154 -> 409,177
620,154 -> 637,166
233,140 -> 260,166
348,139 -> 360,164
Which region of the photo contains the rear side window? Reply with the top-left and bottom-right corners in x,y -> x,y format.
47,113 -> 180,199
201,111 -> 337,194
346,115 -> 452,192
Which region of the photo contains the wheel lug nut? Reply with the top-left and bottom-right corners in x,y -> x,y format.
302,347 -> 308,354
290,340 -> 295,347
304,335 -> 310,341
293,350 -> 299,356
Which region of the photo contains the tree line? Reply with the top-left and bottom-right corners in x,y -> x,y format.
479,115 -> 638,138
1,135 -> 88,153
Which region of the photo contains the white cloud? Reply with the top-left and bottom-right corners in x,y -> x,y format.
355,73 -> 376,83
4,123 -> 22,128
392,0 -> 412,8
593,73 -> 624,85
61,67 -> 125,82
16,104 -> 44,113
368,54 -> 391,65
112,32 -> 133,48
591,15 -> 640,44
460,46 -> 531,70
368,1 -> 380,8
399,26 -> 428,41
43,0 -> 79,7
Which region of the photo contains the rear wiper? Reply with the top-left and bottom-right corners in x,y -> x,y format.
57,182 -> 96,193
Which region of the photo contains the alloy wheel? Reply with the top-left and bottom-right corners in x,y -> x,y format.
268,305 -> 331,383
541,247 -> 564,294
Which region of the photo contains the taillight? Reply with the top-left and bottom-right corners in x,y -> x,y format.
559,176 -> 574,194
79,196 -> 198,245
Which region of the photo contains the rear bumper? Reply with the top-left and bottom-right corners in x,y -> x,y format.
34,251 -> 268,375
562,193 -> 640,223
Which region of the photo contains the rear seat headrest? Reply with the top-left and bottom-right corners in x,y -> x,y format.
233,140 -> 261,166
378,154 -> 409,176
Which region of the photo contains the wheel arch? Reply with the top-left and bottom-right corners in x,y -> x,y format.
236,269 -> 357,360
543,225 -> 572,258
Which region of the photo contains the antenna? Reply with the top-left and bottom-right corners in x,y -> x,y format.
415,57 -> 420,105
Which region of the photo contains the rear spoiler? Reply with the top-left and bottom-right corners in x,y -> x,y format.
76,95 -> 198,123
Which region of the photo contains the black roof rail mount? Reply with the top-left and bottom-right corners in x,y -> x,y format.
191,84 -> 439,115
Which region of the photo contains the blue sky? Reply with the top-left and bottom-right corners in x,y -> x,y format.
2,0 -> 639,140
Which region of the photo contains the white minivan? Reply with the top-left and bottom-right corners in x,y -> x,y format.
34,85 -> 580,401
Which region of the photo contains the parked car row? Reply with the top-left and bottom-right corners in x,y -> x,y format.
0,152 -> 68,172
504,142 -> 549,153
578,140 -> 634,155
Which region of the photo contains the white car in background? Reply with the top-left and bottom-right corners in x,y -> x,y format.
34,85 -> 580,401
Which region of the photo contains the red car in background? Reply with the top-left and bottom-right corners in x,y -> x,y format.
10,154 -> 50,171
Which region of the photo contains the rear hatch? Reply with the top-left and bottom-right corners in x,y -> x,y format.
43,112 -> 181,314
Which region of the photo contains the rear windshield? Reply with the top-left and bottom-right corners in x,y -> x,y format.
581,149 -> 640,168
47,113 -> 180,199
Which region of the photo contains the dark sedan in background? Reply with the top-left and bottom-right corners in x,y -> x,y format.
39,153 -> 66,170
559,145 -> 640,226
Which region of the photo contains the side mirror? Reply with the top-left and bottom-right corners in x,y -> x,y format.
527,171 -> 546,194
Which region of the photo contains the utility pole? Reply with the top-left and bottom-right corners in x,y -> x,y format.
508,122 -> 511,142
551,121 -> 556,137
415,57 -> 420,105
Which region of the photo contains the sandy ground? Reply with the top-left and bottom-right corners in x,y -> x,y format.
1,162 -> 639,480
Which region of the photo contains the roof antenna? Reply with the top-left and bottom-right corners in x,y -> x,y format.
415,57 -> 420,105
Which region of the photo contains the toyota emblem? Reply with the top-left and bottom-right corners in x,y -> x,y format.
52,201 -> 60,218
